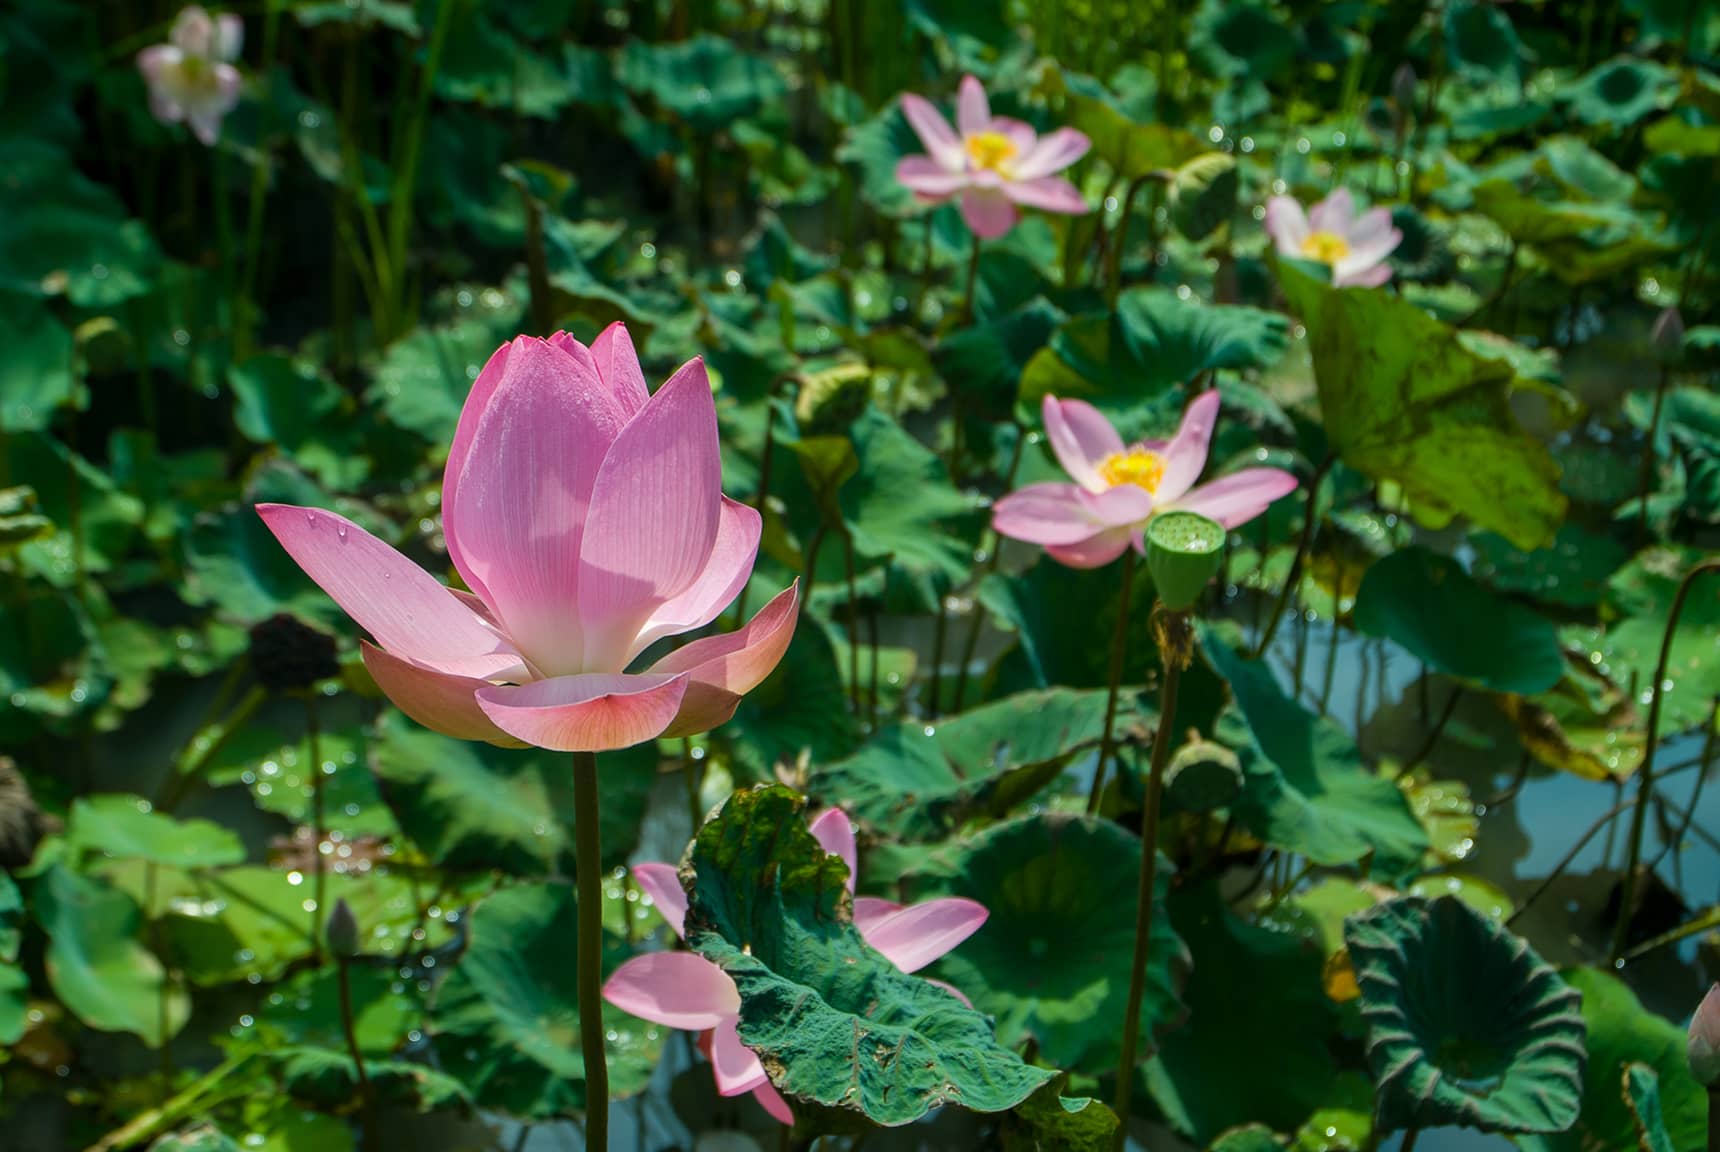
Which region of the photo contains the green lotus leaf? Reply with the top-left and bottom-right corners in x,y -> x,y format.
0,873 -> 24,1045
1443,0 -> 1520,80
981,550 -> 1159,692
435,12 -> 575,119
1518,969 -> 1708,1152
902,812 -> 1189,1070
1621,1062 -> 1676,1152
816,688 -> 1136,839
617,35 -> 786,129
1204,630 -> 1429,877
1292,1071 -> 1373,1151
203,723 -> 396,842
431,881 -> 663,1120
1344,895 -> 1585,1133
149,1128 -> 245,1152
272,1047 -> 473,1113
1001,1075 -> 1119,1151
229,355 -> 367,490
1564,58 -> 1677,129
721,620 -> 861,782
369,282 -> 527,444
684,784 -> 1055,1129
836,102 -> 924,217
1351,547 -> 1564,694
64,794 -> 244,870
1208,1125 -> 1287,1151
0,292 -> 74,432
1048,69 -> 1205,183
1170,153 -> 1239,243
1190,0 -> 1295,84
1469,523 -> 1629,609
1279,265 -> 1566,551
293,0 -> 419,33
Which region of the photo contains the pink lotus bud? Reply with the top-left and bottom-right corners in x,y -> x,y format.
1691,983 -> 1720,1087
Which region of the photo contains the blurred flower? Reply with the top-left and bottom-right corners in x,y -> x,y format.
258,324 -> 797,752
137,6 -> 244,146
1691,983 -> 1720,1086
895,74 -> 1090,239
603,810 -> 988,1124
993,391 -> 1298,569
1265,188 -> 1402,287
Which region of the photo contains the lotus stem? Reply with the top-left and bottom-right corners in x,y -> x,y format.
1399,1129 -> 1419,1152
1642,699 -> 1718,884
1252,454 -> 1333,659
1398,684 -> 1463,780
1706,1086 -> 1718,1152
572,750 -> 610,1149
336,950 -> 379,1152
1611,559 -> 1720,964
1110,605 -> 1186,1148
1087,548 -> 1137,815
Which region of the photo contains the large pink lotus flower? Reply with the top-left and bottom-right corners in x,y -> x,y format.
895,75 -> 1090,240
992,391 -> 1298,569
1264,188 -> 1402,288
603,809 -> 989,1124
137,6 -> 244,146
258,325 -> 798,752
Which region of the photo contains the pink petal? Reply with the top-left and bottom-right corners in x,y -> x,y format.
1346,206 -> 1397,248
255,503 -> 521,678
171,6 -> 214,54
956,74 -> 991,137
960,187 -> 1017,238
1002,176 -> 1087,215
137,45 -> 180,87
1041,395 -> 1124,492
1308,187 -> 1355,234
443,337 -> 629,673
1334,260 -> 1394,289
582,323 -> 650,420
1165,467 -> 1299,528
360,643 -> 525,747
751,1079 -> 795,1125
1264,196 -> 1310,255
1011,128 -> 1090,181
214,13 -> 244,60
992,482 -> 1150,547
1155,390 -> 1220,503
1046,526 -> 1134,569
648,582 -> 799,740
896,156 -> 970,199
632,862 -> 687,938
627,497 -> 762,660
603,952 -> 739,1030
577,357 -> 723,673
990,116 -> 1038,156
474,673 -> 689,752
900,93 -> 964,170
708,1014 -> 770,1097
1334,223 -> 1402,284
808,809 -> 857,891
855,897 -> 989,974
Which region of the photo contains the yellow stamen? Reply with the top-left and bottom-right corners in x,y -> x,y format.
965,131 -> 1019,175
1300,230 -> 1351,265
1098,448 -> 1165,493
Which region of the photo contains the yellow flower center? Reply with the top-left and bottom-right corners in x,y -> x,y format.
965,131 -> 1019,174
1098,448 -> 1165,493
1300,230 -> 1351,265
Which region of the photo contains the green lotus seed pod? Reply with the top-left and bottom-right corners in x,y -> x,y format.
1164,737 -> 1244,814
1146,511 -> 1225,612
1691,983 -> 1720,1087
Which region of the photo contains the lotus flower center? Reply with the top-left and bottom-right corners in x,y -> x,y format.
1300,230 -> 1351,265
965,131 -> 1018,174
1098,448 -> 1165,493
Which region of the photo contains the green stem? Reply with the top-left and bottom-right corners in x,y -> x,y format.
1087,548 -> 1137,815
1610,558 -> 1720,964
1252,454 -> 1333,659
1110,606 -> 1184,1149
1399,1130 -> 1419,1152
337,956 -> 379,1152
573,750 -> 609,1149
234,0 -> 283,361
1641,699 -> 1718,882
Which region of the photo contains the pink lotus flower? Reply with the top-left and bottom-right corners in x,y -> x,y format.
895,75 -> 1090,240
137,6 -> 244,146
603,809 -> 988,1124
258,325 -> 798,752
1264,188 -> 1402,288
992,391 -> 1298,569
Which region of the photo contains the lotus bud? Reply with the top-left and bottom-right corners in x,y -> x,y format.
1146,511 -> 1225,614
1690,983 -> 1720,1087
325,897 -> 361,960
1651,307 -> 1685,365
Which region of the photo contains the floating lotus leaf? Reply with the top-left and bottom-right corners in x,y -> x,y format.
1344,895 -> 1585,1134
1000,1075 -> 1120,1151
64,793 -> 244,870
683,785 -> 1055,1129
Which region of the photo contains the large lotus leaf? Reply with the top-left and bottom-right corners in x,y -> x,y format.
1469,523 -> 1628,609
841,405 -> 978,588
684,785 -> 1055,1128
1204,631 -> 1429,877
1443,0 -> 1520,80
228,355 -> 366,490
369,283 -> 526,443
64,794 -> 244,870
368,711 -> 653,874
431,882 -> 662,1119
0,150 -> 163,308
34,864 -> 188,1046
1279,265 -> 1565,551
434,10 -> 576,119
617,35 -> 785,129
1144,882 -> 1337,1141
1345,896 -> 1584,1133
1190,0 -> 1294,83
6,431 -> 144,586
1564,58 -> 1677,129
836,102 -> 924,217
0,292 -> 73,431
815,689 -> 1134,839
902,812 -> 1189,1071
721,620 -> 860,782
201,722 -> 396,841
1351,547 -> 1564,694
1208,1125 -> 1287,1151
981,549 -> 1159,692
1019,289 -> 1289,422
270,1046 -> 473,1113
1518,969 -> 1707,1152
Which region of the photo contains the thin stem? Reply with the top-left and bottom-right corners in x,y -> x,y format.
843,531 -> 862,719
337,956 -> 379,1152
960,231 -> 982,325
1639,363 -> 1669,533
1507,798 -> 1638,929
572,750 -> 609,1149
1252,455 -> 1333,658
1087,549 -> 1137,815
1110,607 -> 1185,1149
1106,175 -> 1153,305
1399,1130 -> 1419,1152
307,692 -> 326,964
1642,700 -> 1718,880
927,593 -> 949,721
1319,550 -> 1343,716
156,684 -> 268,812
1611,559 -> 1720,963
1397,683 -> 1463,779
953,429 -> 1025,712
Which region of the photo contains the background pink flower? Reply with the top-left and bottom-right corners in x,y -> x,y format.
1265,188 -> 1402,287
258,324 -> 797,752
137,6 -> 244,146
895,75 -> 1090,239
993,391 -> 1299,569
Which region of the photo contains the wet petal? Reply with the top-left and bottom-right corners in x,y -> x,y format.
603,952 -> 739,1030
360,644 -> 525,747
1166,467 -> 1300,528
475,673 -> 688,752
1155,390 -> 1220,503
1041,395 -> 1124,491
